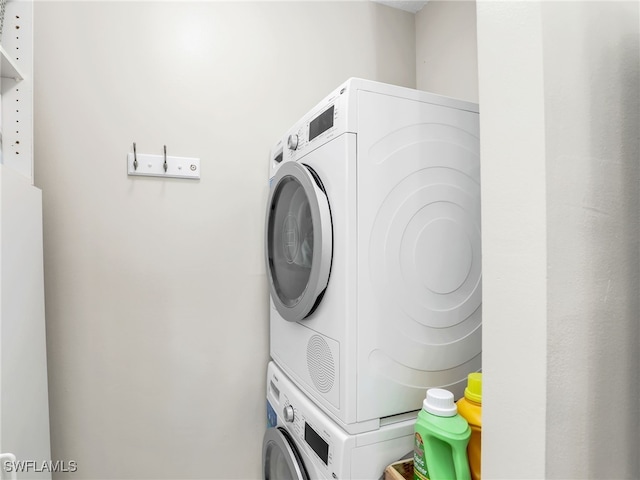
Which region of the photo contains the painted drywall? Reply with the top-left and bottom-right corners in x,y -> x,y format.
33,2 -> 415,479
477,1 -> 640,477
415,0 -> 478,103
542,2 -> 640,477
1,166 -> 51,479
475,2 -> 548,477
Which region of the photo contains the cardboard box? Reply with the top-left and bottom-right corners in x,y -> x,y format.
384,458 -> 414,480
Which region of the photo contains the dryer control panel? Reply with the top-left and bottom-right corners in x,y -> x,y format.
283,81 -> 353,163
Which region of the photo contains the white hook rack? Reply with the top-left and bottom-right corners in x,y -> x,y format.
127,145 -> 200,180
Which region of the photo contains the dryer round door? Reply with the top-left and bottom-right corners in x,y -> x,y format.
266,161 -> 332,322
263,427 -> 310,480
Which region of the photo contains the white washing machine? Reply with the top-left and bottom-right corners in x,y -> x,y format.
265,78 -> 481,434
263,361 -> 414,480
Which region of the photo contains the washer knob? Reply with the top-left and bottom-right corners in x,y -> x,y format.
287,134 -> 299,150
283,405 -> 295,423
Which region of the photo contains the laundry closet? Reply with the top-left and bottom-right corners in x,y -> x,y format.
22,1 -> 640,479
264,76 -> 481,479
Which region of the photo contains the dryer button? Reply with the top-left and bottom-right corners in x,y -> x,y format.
287,134 -> 299,150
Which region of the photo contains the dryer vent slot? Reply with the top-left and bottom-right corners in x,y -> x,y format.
306,334 -> 335,394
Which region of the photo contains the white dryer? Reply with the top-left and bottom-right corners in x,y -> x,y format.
265,78 -> 481,434
263,361 -> 414,480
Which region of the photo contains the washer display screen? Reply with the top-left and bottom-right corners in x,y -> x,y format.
304,423 -> 328,465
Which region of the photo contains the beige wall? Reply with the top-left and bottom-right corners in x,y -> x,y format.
415,1 -> 478,103
542,2 -> 639,477
418,1 -> 640,476
477,1 -> 640,477
476,3 -> 548,476
33,2 -> 415,479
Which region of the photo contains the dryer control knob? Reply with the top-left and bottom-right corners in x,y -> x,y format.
283,405 -> 295,423
287,134 -> 299,150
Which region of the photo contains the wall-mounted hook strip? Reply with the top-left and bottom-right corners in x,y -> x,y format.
127,147 -> 200,180
133,142 -> 138,171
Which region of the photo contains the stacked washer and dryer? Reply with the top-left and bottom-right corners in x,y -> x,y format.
262,78 -> 481,480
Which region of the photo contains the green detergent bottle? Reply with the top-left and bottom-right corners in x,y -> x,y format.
413,388 -> 471,480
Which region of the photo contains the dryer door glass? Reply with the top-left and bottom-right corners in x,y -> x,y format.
269,176 -> 313,303
266,161 -> 332,322
263,427 -> 309,480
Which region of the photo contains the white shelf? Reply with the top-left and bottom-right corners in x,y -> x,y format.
0,0 -> 32,182
0,45 -> 23,81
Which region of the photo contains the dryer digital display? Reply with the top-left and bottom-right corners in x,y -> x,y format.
304,422 -> 329,465
309,105 -> 334,141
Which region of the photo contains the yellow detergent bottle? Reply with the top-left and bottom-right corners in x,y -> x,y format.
456,373 -> 482,480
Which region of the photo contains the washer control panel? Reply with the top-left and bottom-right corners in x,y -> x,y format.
267,362 -> 337,475
282,398 -> 333,468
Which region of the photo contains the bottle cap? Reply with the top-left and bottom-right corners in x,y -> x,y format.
464,372 -> 482,404
423,388 -> 457,417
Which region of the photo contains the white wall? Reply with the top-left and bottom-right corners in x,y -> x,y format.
33,2 -> 415,479
415,1 -> 478,103
542,2 -> 639,477
417,1 -> 640,476
477,1 -> 640,478
476,3 -> 548,477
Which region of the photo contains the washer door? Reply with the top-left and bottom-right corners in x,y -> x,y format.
262,427 -> 310,480
266,161 -> 332,322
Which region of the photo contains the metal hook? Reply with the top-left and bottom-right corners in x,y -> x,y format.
163,145 -> 168,173
133,142 -> 138,171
